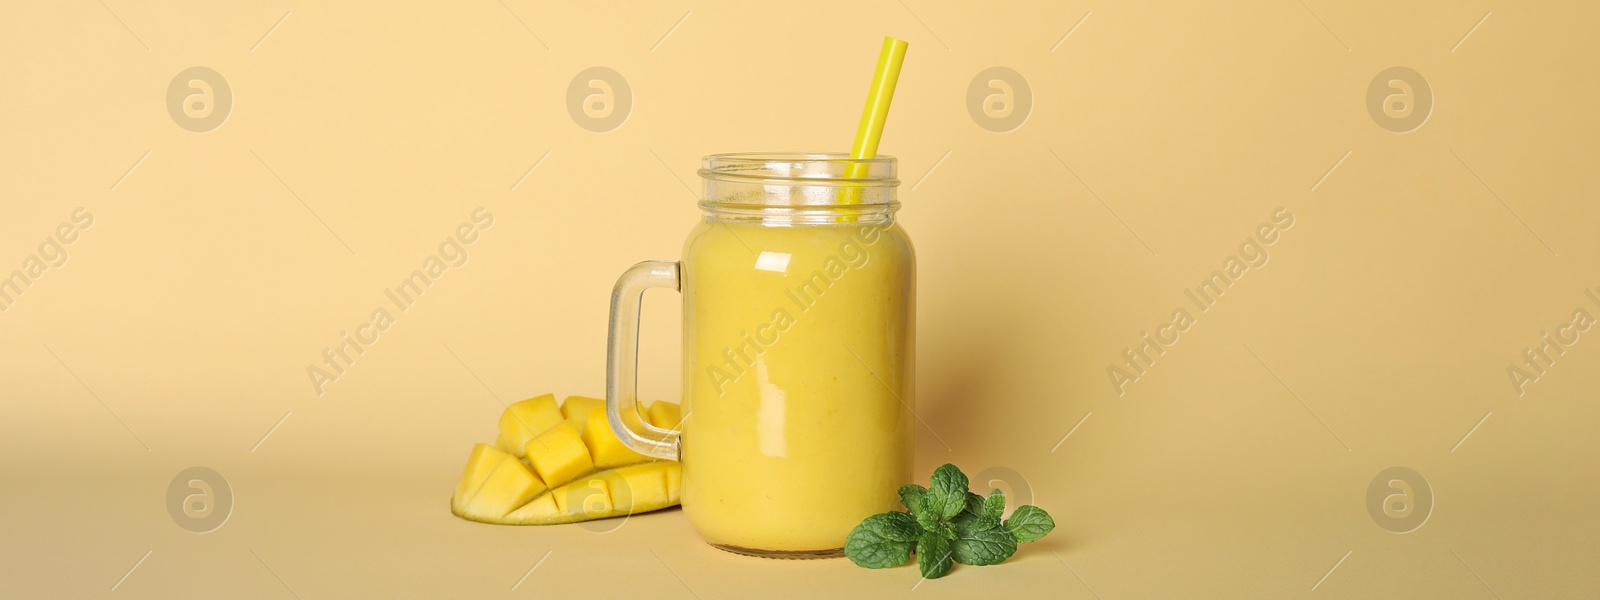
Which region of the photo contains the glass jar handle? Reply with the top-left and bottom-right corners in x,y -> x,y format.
606,260 -> 682,461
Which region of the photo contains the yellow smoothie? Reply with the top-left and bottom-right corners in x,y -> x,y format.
679,218 -> 914,554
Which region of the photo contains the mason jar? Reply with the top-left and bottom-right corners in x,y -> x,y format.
606,152 -> 915,557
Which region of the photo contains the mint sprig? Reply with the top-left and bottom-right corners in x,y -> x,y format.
844,464 -> 1055,579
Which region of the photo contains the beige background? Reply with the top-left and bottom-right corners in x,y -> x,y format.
2,1 -> 1597,598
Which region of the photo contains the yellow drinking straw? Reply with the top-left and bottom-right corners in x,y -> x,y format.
842,36 -> 909,207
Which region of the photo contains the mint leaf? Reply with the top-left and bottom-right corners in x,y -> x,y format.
914,496 -> 945,532
924,464 -> 969,521
952,526 -> 1018,566
1003,505 -> 1055,544
898,484 -> 927,514
952,491 -> 1002,536
916,532 -> 954,579
845,512 -> 921,568
982,489 -> 1006,520
952,511 -> 999,537
961,491 -> 984,517
876,511 -> 923,542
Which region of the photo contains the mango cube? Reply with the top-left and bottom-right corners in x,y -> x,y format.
581,409 -> 650,468
645,401 -> 682,430
523,421 -> 594,488
560,396 -> 604,437
498,394 -> 563,458
452,443 -> 510,515
563,396 -> 656,438
601,463 -> 673,513
664,461 -> 682,503
552,477 -> 613,519
459,454 -> 547,521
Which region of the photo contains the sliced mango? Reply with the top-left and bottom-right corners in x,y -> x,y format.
503,493 -> 561,524
452,443 -> 509,515
497,394 -> 563,458
552,477 -> 613,519
601,462 -> 673,513
523,421 -> 593,488
564,396 -> 656,438
665,461 -> 681,502
458,461 -> 682,525
645,401 -> 682,430
452,393 -> 683,526
581,409 -> 651,468
458,454 -> 547,522
560,395 -> 605,437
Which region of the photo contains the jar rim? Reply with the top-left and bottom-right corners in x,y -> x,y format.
698,152 -> 899,187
